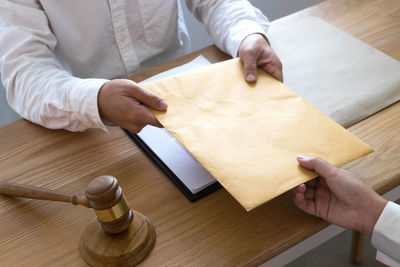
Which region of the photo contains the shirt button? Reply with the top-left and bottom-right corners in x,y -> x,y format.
119,34 -> 126,43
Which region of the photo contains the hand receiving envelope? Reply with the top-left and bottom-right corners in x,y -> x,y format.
141,58 -> 373,211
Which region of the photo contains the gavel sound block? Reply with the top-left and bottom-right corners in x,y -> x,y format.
0,176 -> 156,266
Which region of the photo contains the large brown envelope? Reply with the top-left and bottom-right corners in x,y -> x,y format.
141,58 -> 373,211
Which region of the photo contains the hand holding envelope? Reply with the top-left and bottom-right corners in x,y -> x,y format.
141,58 -> 372,211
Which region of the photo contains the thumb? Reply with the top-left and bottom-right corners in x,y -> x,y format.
240,50 -> 258,83
128,83 -> 168,111
297,155 -> 339,181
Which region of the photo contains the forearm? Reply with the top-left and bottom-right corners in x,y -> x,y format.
4,66 -> 108,131
186,0 -> 270,57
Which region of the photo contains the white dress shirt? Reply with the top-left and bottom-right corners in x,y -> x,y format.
0,0 -> 269,131
372,201 -> 400,265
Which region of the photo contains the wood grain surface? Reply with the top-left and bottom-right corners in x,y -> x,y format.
0,0 -> 399,266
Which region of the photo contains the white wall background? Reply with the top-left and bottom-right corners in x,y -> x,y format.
0,0 -> 324,127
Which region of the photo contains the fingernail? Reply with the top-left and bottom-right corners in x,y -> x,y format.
159,99 -> 168,110
297,154 -> 311,160
246,73 -> 256,82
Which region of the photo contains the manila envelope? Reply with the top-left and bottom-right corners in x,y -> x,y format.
141,58 -> 373,211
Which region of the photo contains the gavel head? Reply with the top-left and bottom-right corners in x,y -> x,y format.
85,176 -> 133,234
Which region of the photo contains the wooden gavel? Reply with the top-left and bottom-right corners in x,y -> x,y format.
0,176 -> 155,266
0,175 -> 132,234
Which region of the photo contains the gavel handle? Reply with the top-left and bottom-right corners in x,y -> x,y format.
0,182 -> 90,208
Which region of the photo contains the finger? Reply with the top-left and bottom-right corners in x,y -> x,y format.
148,117 -> 163,128
270,64 -> 283,82
305,179 -> 317,188
273,68 -> 283,82
293,183 -> 306,195
135,106 -> 163,128
304,187 -> 315,200
297,155 -> 339,181
262,60 -> 283,82
126,82 -> 168,111
124,106 -> 163,133
240,49 -> 259,83
294,190 -> 316,215
317,176 -> 328,187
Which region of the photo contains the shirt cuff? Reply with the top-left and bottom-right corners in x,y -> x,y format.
227,20 -> 269,58
371,201 -> 400,264
69,78 -> 109,132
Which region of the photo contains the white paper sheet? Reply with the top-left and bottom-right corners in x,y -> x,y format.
138,56 -> 216,194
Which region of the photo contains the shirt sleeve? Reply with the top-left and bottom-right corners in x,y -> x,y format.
0,0 -> 109,132
371,201 -> 400,264
185,0 -> 270,58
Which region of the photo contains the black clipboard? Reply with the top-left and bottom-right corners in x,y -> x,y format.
123,129 -> 222,202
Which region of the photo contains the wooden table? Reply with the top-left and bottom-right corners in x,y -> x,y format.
0,0 -> 399,266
